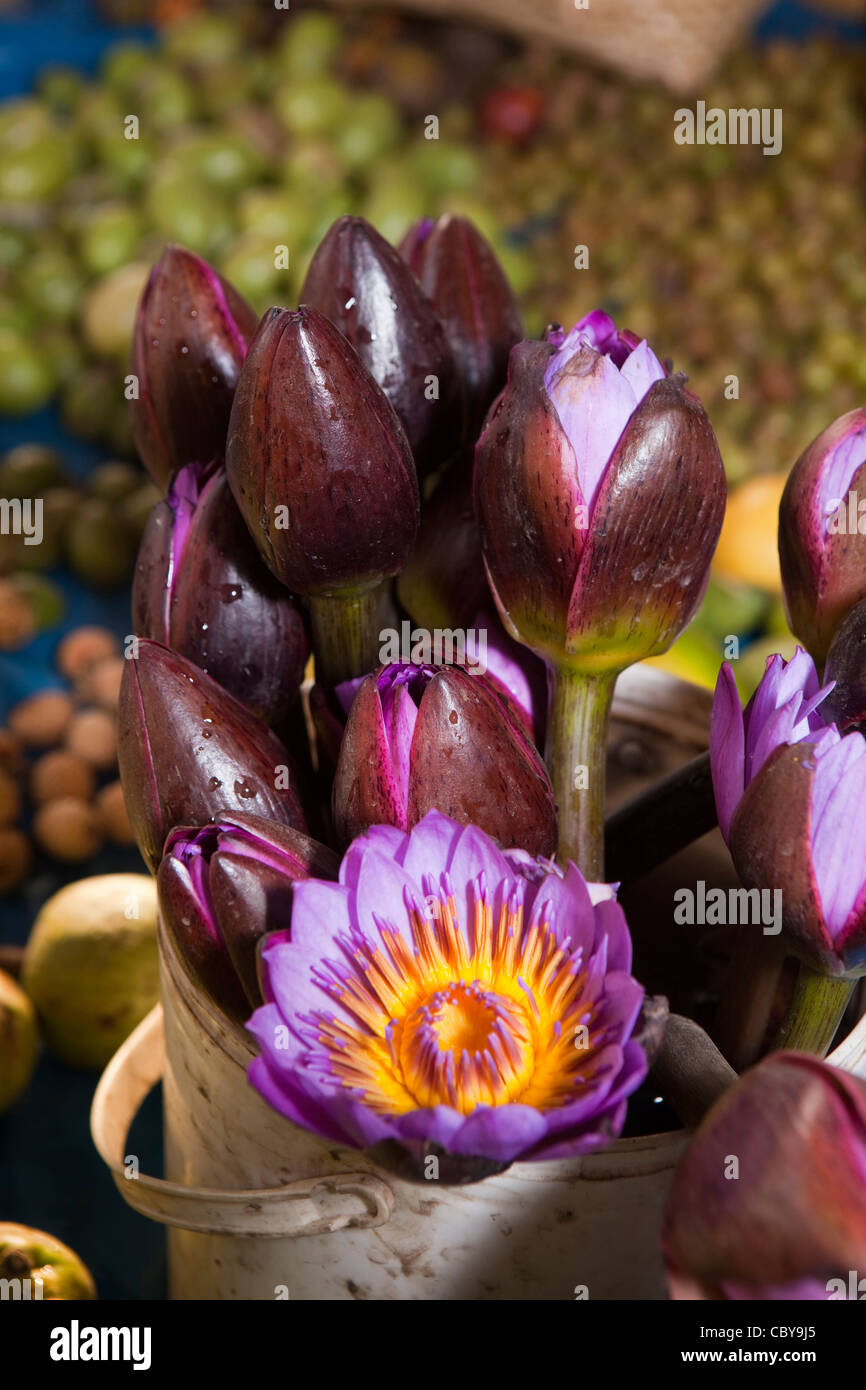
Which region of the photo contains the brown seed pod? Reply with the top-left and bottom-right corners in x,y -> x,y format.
74,656 -> 125,710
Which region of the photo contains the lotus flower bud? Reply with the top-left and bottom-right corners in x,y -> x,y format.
117,640 -> 307,873
779,408 -> 866,666
299,215 -> 460,475
824,596 -> 866,731
158,813 -> 338,1017
709,648 -> 833,844
130,244 -> 258,489
225,305 -> 418,597
132,460 -> 308,724
474,312 -> 726,671
332,662 -> 556,854
396,450 -> 490,630
663,1052 -> 866,1300
399,214 -> 523,443
728,734 -> 866,978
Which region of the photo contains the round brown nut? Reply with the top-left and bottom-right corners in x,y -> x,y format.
8,690 -> 75,748
55,626 -> 120,681
30,750 -> 96,806
0,729 -> 24,776
32,797 -> 103,862
96,780 -> 135,846
0,583 -> 37,651
0,767 -> 22,826
75,656 -> 125,710
63,709 -> 117,772
0,826 -> 34,894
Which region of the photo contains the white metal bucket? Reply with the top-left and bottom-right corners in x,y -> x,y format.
91,668 -> 866,1299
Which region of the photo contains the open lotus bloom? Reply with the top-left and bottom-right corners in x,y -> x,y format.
248,811 -> 647,1167
332,663 -> 556,856
474,310 -> 726,670
710,648 -> 834,844
663,1052 -> 866,1300
779,407 -> 866,664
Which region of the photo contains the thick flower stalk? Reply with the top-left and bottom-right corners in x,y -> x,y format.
226,305 -> 419,686
779,407 -> 866,666
332,663 -> 556,854
299,215 -> 460,476
663,1052 -> 866,1300
159,813 -> 337,1019
130,244 -> 258,489
399,213 -> 523,445
248,811 -> 647,1169
475,311 -> 726,875
117,639 -> 307,873
132,460 -> 308,725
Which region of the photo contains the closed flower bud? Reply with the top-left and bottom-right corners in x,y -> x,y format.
663,1052 -> 866,1300
474,312 -> 726,671
117,639 -> 307,873
300,215 -> 460,475
130,244 -> 258,489
158,813 -> 338,1018
225,305 -> 419,596
333,662 -> 556,854
399,213 -> 523,443
779,407 -> 866,666
132,460 -> 308,724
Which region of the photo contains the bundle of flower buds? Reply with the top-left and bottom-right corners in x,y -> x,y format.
119,214 -> 865,1259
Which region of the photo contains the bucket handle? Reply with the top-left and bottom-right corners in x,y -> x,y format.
90,1004 -> 394,1240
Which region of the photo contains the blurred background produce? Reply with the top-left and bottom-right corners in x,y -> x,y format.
0,0 -> 863,1299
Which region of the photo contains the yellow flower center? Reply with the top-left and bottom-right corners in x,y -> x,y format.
314,880 -> 600,1117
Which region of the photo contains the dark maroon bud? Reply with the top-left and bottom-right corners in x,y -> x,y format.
130,244 -> 258,489
117,639 -> 307,873
299,215 -> 460,475
132,460 -> 308,724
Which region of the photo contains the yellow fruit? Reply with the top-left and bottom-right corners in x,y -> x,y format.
0,969 -> 38,1112
714,472 -> 787,594
0,1223 -> 96,1299
22,873 -> 158,1069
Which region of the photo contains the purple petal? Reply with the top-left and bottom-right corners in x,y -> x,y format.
710,662 -> 745,843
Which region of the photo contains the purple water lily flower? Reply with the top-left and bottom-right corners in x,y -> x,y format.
248,811 -> 647,1166
710,648 -> 835,843
332,663 -> 556,856
779,407 -> 866,663
159,813 -> 338,1017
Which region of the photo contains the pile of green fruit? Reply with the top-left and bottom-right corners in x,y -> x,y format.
0,444 -> 158,594
0,6 -> 860,492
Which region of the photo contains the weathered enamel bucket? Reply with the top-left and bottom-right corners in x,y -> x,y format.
91,667 -> 866,1300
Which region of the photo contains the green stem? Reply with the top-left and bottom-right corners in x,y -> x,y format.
712,928 -> 786,1072
545,664 -> 616,879
770,962 -> 854,1057
308,581 -> 389,688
